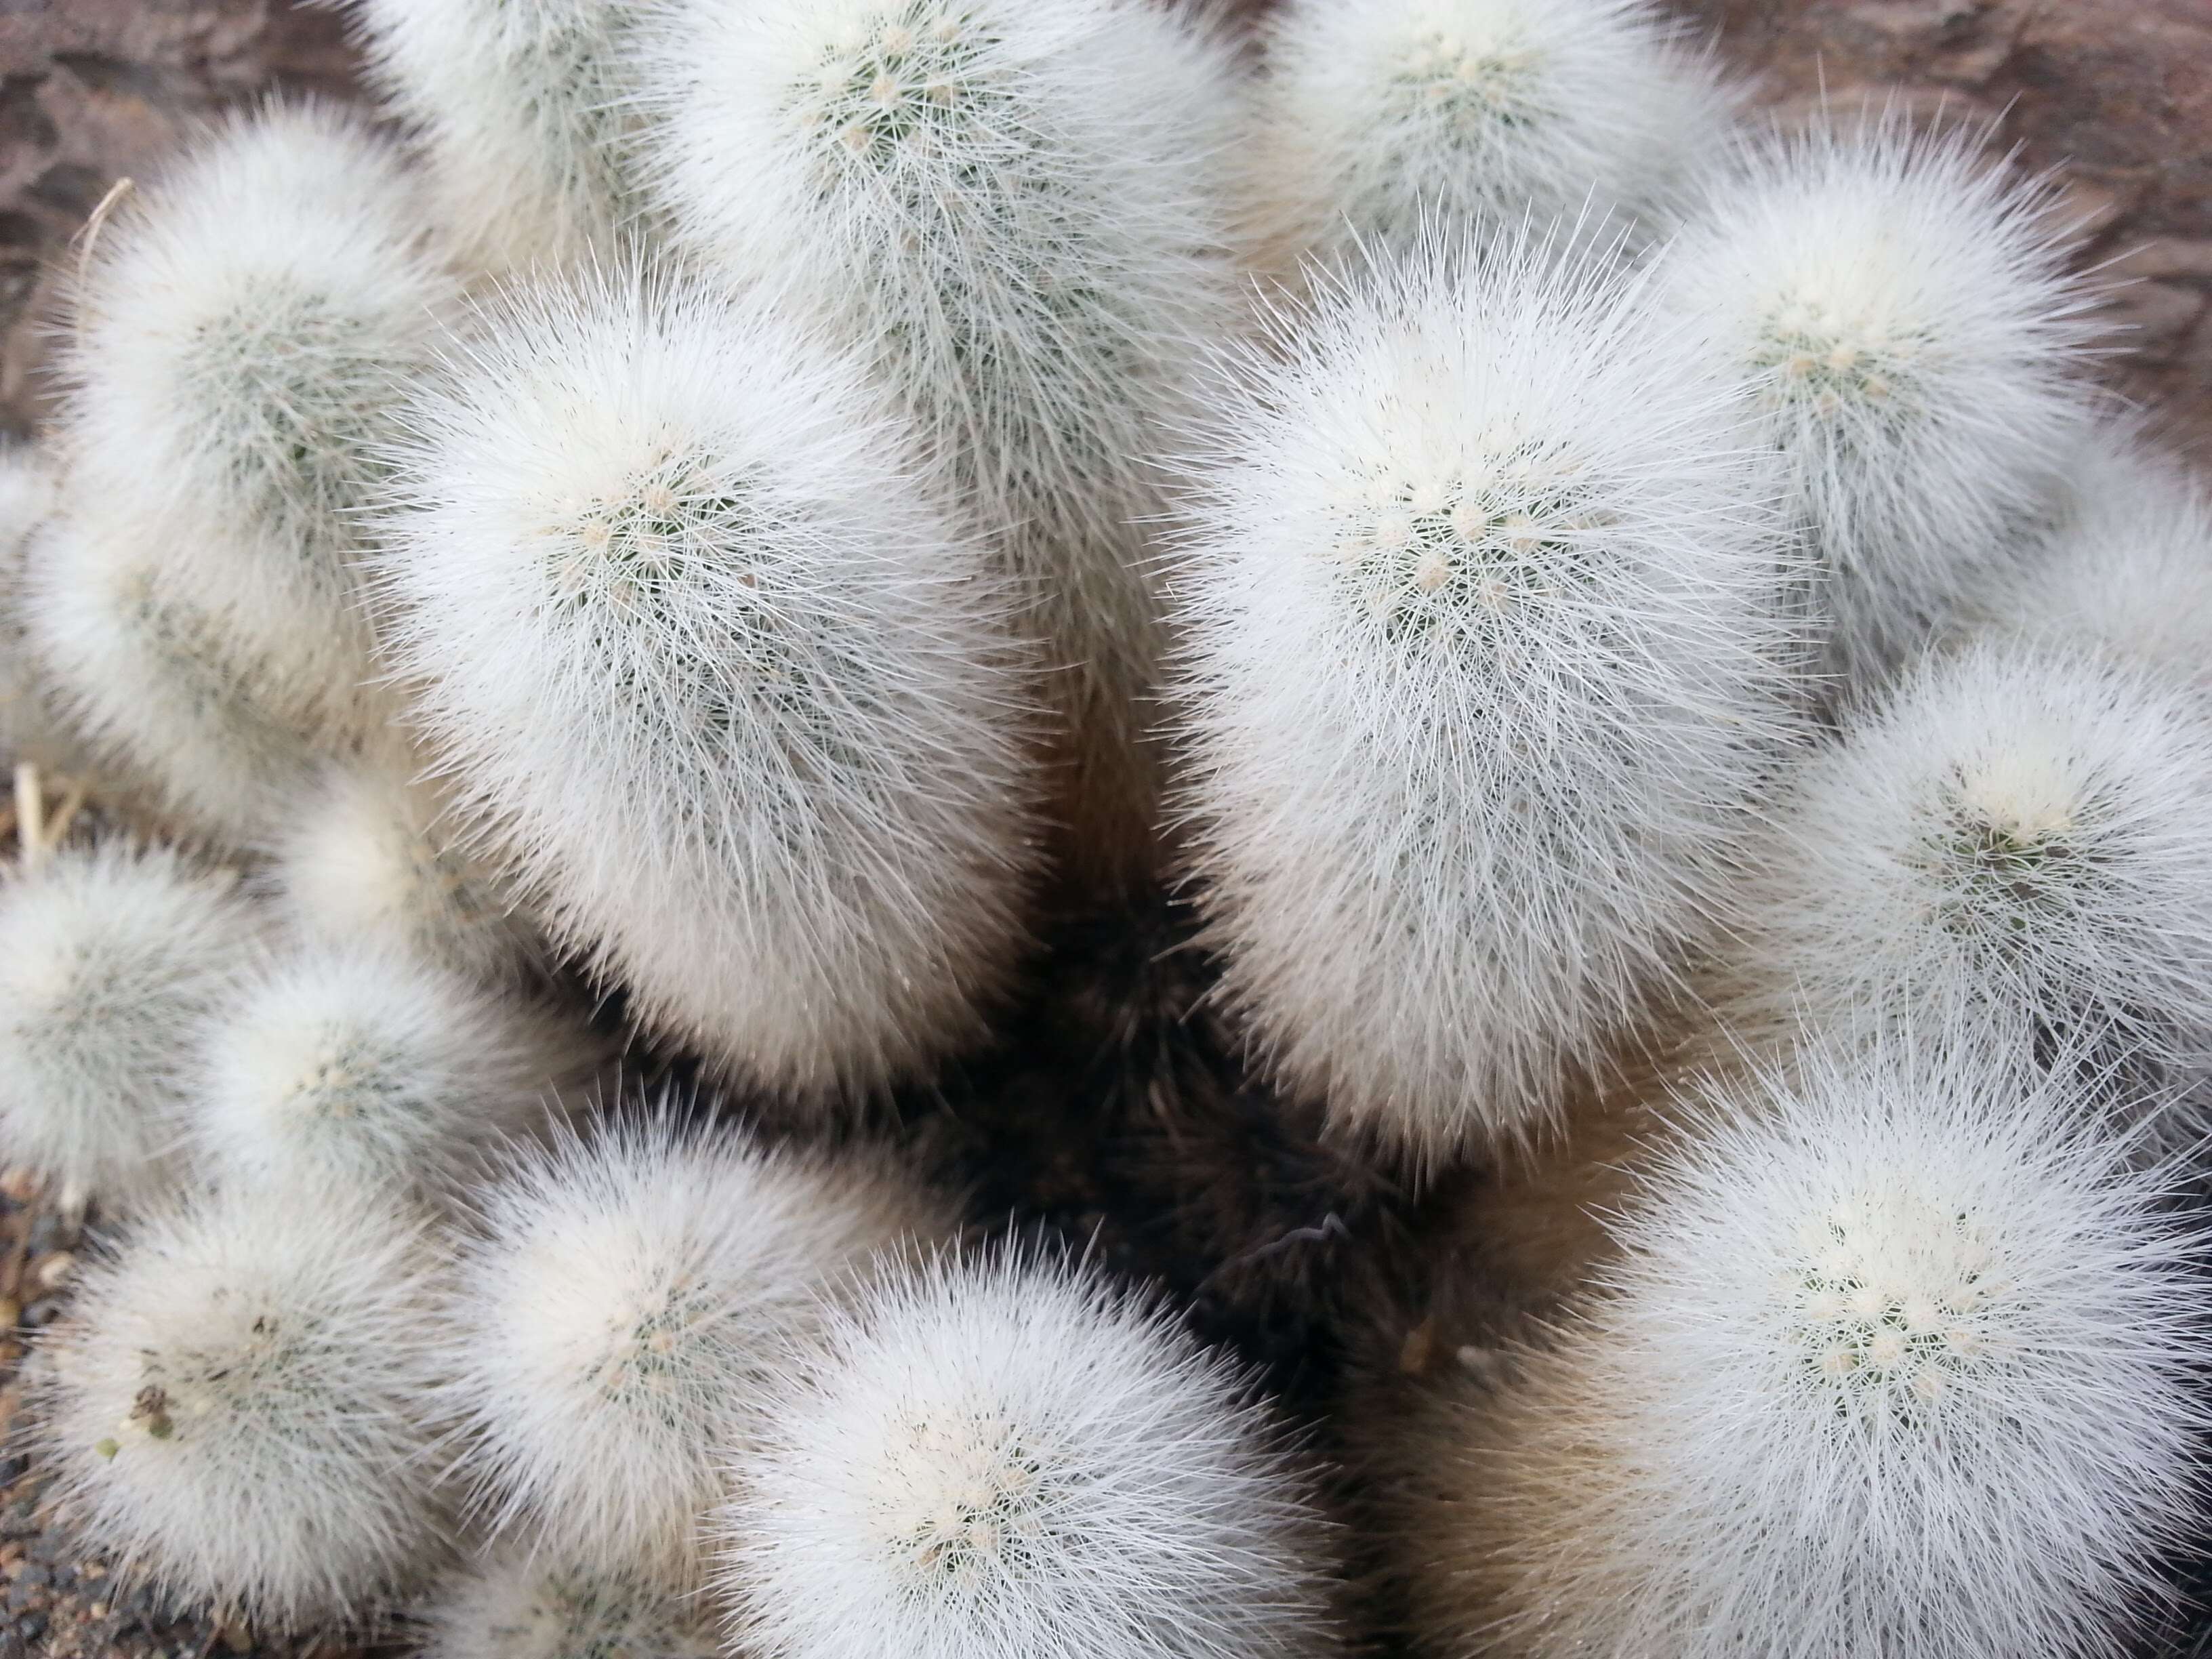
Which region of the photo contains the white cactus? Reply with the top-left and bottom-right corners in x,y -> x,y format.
266,754 -> 541,985
1729,635 -> 2212,1118
0,445 -> 63,766
0,840 -> 264,1208
57,99 -> 459,751
1242,0 -> 1731,281
373,268 -> 1037,1099
340,0 -> 667,272
434,1115 -> 954,1582
1170,233 -> 1802,1166
1387,1039 -> 2207,1657
716,1247 -> 1337,1659
188,943 -> 598,1203
416,1547 -> 720,1659
1972,429 -> 2212,691
31,1181 -> 448,1627
636,0 -> 1242,882
1654,116 -> 2102,689
24,504 -> 347,841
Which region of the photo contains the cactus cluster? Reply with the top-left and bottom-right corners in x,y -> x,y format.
0,0 -> 2207,1656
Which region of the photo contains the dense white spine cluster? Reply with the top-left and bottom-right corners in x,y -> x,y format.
374,269 -> 1037,1098
1243,0 -> 1729,278
0,842 -> 264,1207
31,1183 -> 448,1627
1730,636 -> 2212,1111
1391,1042 -> 2206,1657
637,0 -> 1242,879
0,445 -> 60,764
1655,118 -> 2102,688
188,944 -> 595,1202
24,505 -> 342,840
1171,236 -> 1801,1163
266,756 -> 539,985
717,1249 -> 1336,1659
434,1117 -> 951,1582
340,0 -> 664,272
1973,429 -> 2212,689
415,1547 -> 721,1659
58,102 -> 454,731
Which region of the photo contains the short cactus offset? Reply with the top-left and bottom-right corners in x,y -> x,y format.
1171,234 -> 1802,1164
188,943 -> 598,1202
717,1248 -> 1337,1659
1656,117 -> 2103,688
32,1181 -> 448,1628
266,756 -> 540,985
26,506 -> 346,840
1973,430 -> 2212,689
1381,1040 -> 2207,1658
375,268 -> 1037,1098
416,1547 -> 720,1659
1729,636 -> 2212,1120
1243,0 -> 1729,279
638,0 -> 1242,882
0,840 -> 264,1208
339,0 -> 667,271
434,1116 -> 954,1582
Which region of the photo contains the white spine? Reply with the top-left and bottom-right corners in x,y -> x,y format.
1171,234 -> 1801,1164
716,1248 -> 1336,1659
25,505 -> 342,841
638,0 -> 1242,880
56,100 -> 460,756
432,1115 -> 953,1581
341,0 -> 665,272
188,943 -> 596,1202
0,840 -> 264,1207
1393,1039 -> 2207,1657
1972,428 -> 2212,690
266,755 -> 541,985
1244,0 -> 1731,278
1655,117 -> 2102,689
1730,636 -> 2212,1123
30,1181 -> 448,1626
415,1547 -> 720,1659
373,267 -> 1037,1098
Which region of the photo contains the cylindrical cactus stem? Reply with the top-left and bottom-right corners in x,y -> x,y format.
715,1246 -> 1340,1659
373,267 -> 1039,1099
0,839 -> 265,1210
637,0 -> 1244,887
56,98 -> 462,759
1170,232 -> 1804,1168
30,1180 -> 449,1629
1726,635 -> 2212,1131
433,1115 -> 957,1584
1242,0 -> 1733,283
1372,1041 -> 2207,1658
335,0 -> 670,273
1654,115 -> 2105,693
